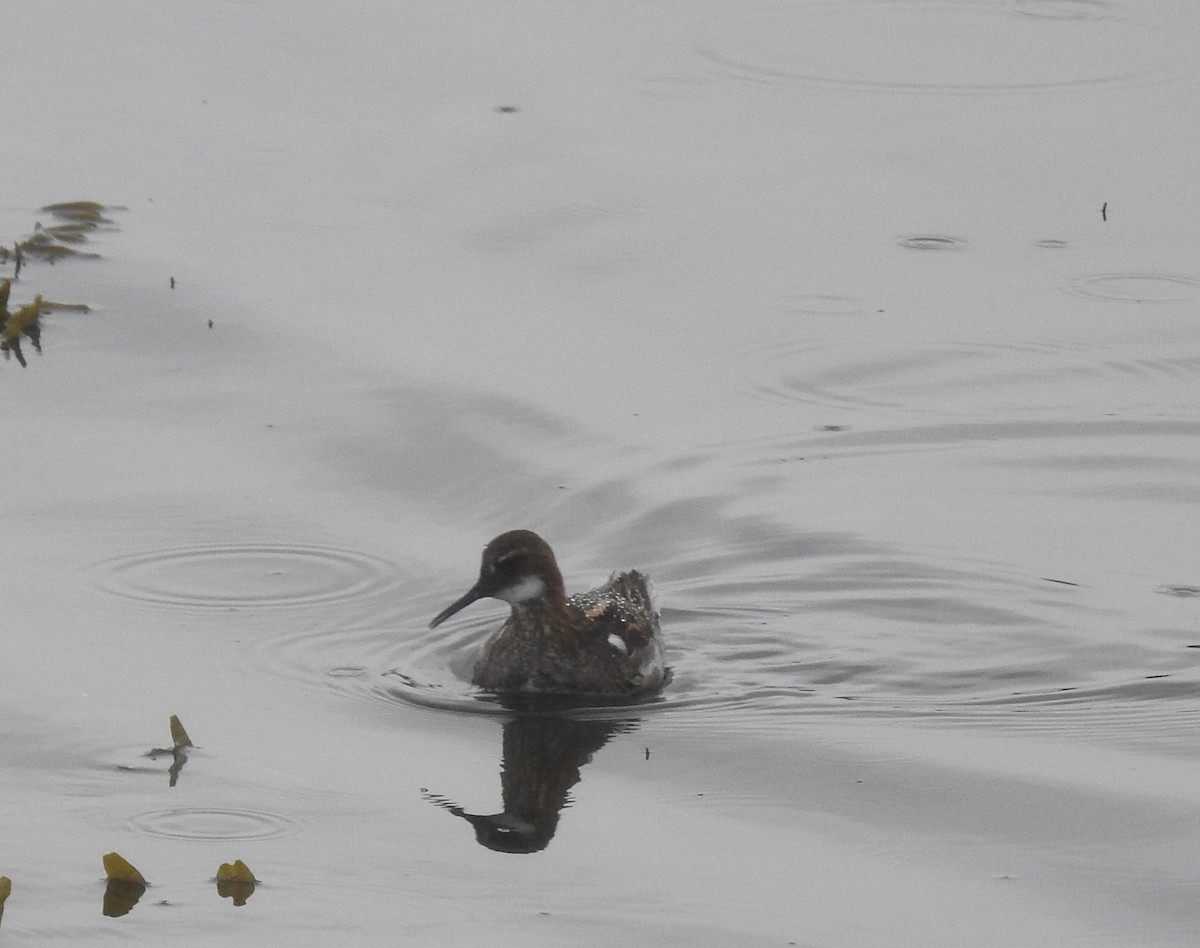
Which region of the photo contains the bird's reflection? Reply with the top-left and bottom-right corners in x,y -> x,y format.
425,702 -> 637,854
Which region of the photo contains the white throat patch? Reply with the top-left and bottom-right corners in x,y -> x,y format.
496,575 -> 546,604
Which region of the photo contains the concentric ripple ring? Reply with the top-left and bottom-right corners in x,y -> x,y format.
90,543 -> 401,610
697,1 -> 1187,94
1067,273 -> 1200,303
128,806 -> 296,840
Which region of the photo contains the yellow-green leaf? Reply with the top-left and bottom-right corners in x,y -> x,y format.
215,860 -> 255,884
169,715 -> 193,749
102,852 -> 146,885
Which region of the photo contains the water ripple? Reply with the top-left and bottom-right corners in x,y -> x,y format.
745,339 -> 1200,417
1156,585 -> 1200,598
1066,272 -> 1200,303
231,437 -> 1200,748
1012,0 -> 1115,20
696,0 -> 1190,94
775,293 -> 876,316
90,543 -> 403,611
128,806 -> 297,840
896,234 -> 968,251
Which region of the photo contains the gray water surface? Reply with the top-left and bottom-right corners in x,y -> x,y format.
4,1 -> 1200,945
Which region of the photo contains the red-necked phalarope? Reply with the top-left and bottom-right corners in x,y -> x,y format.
429,530 -> 666,696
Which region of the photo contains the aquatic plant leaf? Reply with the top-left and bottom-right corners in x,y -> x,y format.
39,300 -> 89,313
41,201 -> 111,224
3,296 -> 42,364
0,876 -> 10,925
44,225 -> 90,244
216,860 -> 256,906
103,878 -> 145,918
144,717 -> 194,785
215,859 -> 256,884
102,852 -> 146,885
20,242 -> 99,262
6,297 -> 42,338
169,714 -> 193,749
1,338 -> 26,367
0,279 -> 10,315
167,746 -> 189,787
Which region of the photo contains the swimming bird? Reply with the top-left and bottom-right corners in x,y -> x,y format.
429,530 -> 666,696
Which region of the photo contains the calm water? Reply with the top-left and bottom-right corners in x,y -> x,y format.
5,1 -> 1200,945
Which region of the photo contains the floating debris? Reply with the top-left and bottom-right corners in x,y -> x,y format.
0,876 -> 10,926
102,852 -> 147,917
215,860 -> 257,906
